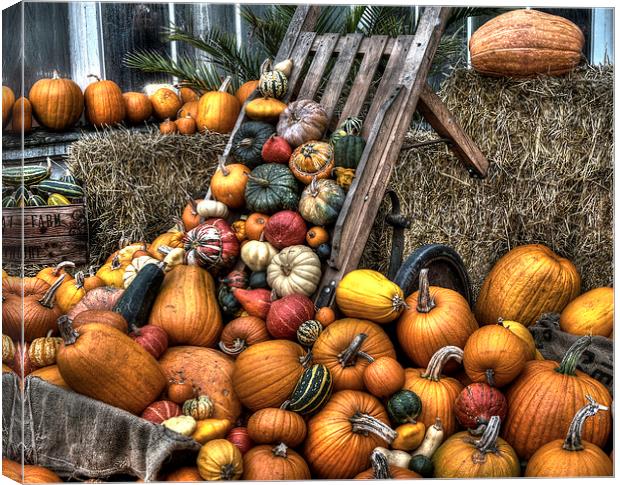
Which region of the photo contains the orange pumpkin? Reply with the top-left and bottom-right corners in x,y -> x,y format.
178,100 -> 199,119
56,271 -> 86,314
315,306 -> 336,327
396,268 -> 478,369
218,316 -> 270,357
150,87 -> 182,120
28,72 -> 84,130
210,159 -> 250,209
2,85 -> 15,127
404,346 -> 465,438
245,213 -> 270,240
159,118 -> 177,134
164,466 -> 202,481
243,443 -> 311,480
289,141 -> 334,184
503,335 -> 612,459
182,198 -> 203,231
175,114 -> 197,135
559,287 -> 614,337
196,77 -> 240,134
72,309 -> 129,333
29,365 -> 70,390
363,356 -> 405,398
122,92 -> 152,124
36,260 -> 75,286
233,340 -> 306,411
312,318 -> 396,391
148,231 -> 185,260
197,439 -> 243,480
11,96 -> 32,134
95,255 -> 127,288
178,86 -> 200,103
247,407 -> 307,447
84,74 -> 125,127
306,226 -> 329,248
235,80 -> 259,105
475,244 -> 581,326
304,390 -> 396,478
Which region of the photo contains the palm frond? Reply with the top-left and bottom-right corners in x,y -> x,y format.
240,5 -> 288,58
447,7 -> 509,26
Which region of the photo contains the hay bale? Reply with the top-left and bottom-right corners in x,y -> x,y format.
362,65 -> 613,296
68,127 -> 227,265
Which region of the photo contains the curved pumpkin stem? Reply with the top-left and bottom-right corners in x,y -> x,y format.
218,76 -> 233,93
218,338 -> 247,356
246,173 -> 270,188
557,335 -> 591,376
87,266 -> 97,277
421,345 -> 463,381
350,412 -> 397,444
299,350 -> 313,368
57,315 -> 79,345
87,73 -> 102,82
272,442 -> 289,458
474,415 -> 501,454
39,273 -> 66,308
308,176 -> 320,197
369,449 -> 392,479
338,333 -> 368,367
74,271 -> 85,290
217,155 -> 230,177
52,260 -> 75,276
110,254 -> 122,271
260,58 -> 273,74
118,236 -> 132,250
416,268 -> 436,313
563,395 -> 608,451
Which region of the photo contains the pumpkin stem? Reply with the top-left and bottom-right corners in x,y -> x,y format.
246,173 -> 270,188
557,335 -> 591,376
219,76 -> 233,93
260,58 -> 273,74
416,268 -> 436,313
38,273 -> 66,308
52,70 -> 60,80
308,176 -> 320,197
188,197 -> 198,214
87,73 -> 102,82
217,155 -> 230,177
349,412 -> 397,444
74,271 -> 85,290
563,395 -> 608,452
470,423 -> 487,436
52,260 -> 75,276
272,442 -> 289,458
157,244 -> 172,256
369,448 -> 392,479
110,254 -> 122,271
485,369 -> 495,387
219,464 -> 236,481
57,316 -> 79,345
118,236 -> 131,250
474,415 -> 501,454
299,350 -> 313,368
218,338 -> 246,356
87,266 -> 97,277
421,346 -> 463,381
338,333 -> 368,367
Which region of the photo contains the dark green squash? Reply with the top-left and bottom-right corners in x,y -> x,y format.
409,454 -> 434,477
113,261 -> 166,329
333,135 -> 365,169
249,271 -> 269,289
298,178 -> 345,226
387,389 -> 422,425
245,163 -> 299,214
218,284 -> 241,316
231,121 -> 275,168
286,363 -> 332,415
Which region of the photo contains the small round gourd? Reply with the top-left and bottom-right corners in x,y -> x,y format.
28,331 -> 63,367
2,334 -> 15,364
297,320 -> 323,347
298,177 -> 345,226
245,164 -> 299,214
241,240 -> 278,272
258,59 -> 289,99
266,245 -> 322,297
387,389 -> 422,425
183,395 -> 215,420
162,415 -> 197,437
196,199 -> 229,219
289,141 -> 334,184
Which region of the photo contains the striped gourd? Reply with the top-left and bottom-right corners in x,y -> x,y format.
60,170 -> 78,185
2,158 -> 51,186
287,363 -> 333,415
334,135 -> 366,169
183,395 -> 214,420
47,193 -> 71,206
297,320 -> 323,347
2,195 -> 16,208
259,66 -> 288,100
33,179 -> 84,198
27,194 -> 47,207
14,185 -> 31,207
28,333 -> 63,367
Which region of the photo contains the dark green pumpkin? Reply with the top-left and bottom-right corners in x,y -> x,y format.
409,454 -> 434,477
387,389 -> 422,425
298,178 -> 345,226
218,284 -> 241,316
231,121 -> 275,168
113,261 -> 166,330
287,363 -> 332,415
333,135 -> 365,169
249,271 -> 269,289
245,163 -> 299,214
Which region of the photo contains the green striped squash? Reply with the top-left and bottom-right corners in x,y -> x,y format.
27,194 -> 47,207
2,195 -> 16,208
13,185 -> 31,207
59,170 -> 78,185
32,179 -> 84,198
287,363 -> 332,415
2,158 -> 51,186
259,70 -> 288,100
297,320 -> 323,347
333,135 -> 366,169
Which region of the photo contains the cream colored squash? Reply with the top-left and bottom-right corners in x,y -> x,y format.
267,245 -> 321,297
196,199 -> 230,219
241,240 -> 278,272
123,255 -> 159,288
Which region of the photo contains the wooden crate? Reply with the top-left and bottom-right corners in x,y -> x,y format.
2,203 -> 89,266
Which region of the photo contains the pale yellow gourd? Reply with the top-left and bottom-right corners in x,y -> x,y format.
196,199 -> 230,219
241,240 -> 279,272
336,269 -> 406,324
560,287 -> 614,337
162,415 -> 197,436
500,318 -> 537,360
123,255 -> 159,288
266,245 -> 322,297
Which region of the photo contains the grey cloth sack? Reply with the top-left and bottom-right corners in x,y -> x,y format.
530,313 -> 614,395
2,373 -> 201,481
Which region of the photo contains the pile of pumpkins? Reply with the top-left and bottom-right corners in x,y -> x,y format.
2,226 -> 614,480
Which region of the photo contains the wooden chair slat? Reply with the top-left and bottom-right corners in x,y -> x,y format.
283,31 -> 317,103
336,35 -> 389,128
312,35 -> 397,56
320,33 -> 364,123
296,33 -> 340,101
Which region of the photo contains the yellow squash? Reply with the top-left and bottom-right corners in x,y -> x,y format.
559,287 -> 613,337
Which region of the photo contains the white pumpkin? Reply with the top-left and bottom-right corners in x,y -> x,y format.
241,240 -> 278,272
163,247 -> 186,270
123,255 -> 158,288
196,199 -> 229,219
266,245 -> 322,297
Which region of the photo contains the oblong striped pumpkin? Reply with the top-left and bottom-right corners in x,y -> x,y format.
286,363 -> 333,415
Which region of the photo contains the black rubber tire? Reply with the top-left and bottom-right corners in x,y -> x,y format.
393,243 -> 473,306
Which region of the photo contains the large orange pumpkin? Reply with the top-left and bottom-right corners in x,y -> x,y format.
312,318 -> 396,391
210,159 -> 251,209
396,269 -> 478,368
243,443 -> 311,480
84,74 -> 125,127
469,9 -> 585,78
475,244 -> 581,326
304,390 -> 396,478
404,346 -> 465,438
196,77 -> 240,134
28,71 -> 84,130
159,346 -> 241,422
503,335 -> 612,459
148,265 -> 222,347
122,92 -> 153,124
232,339 -> 306,411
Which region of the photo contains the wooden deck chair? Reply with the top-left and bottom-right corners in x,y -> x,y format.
216,5 -> 489,308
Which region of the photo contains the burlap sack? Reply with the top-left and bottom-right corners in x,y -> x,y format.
530,313 -> 614,396
2,373 -> 200,481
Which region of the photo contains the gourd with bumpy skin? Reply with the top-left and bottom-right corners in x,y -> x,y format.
245,164 -> 299,214
289,141 -> 334,184
56,317 -> 167,415
475,244 -> 580,326
297,320 -> 323,347
298,177 -> 345,226
243,443 -> 311,480
266,245 -> 321,297
183,395 -> 214,420
336,269 -> 406,324
197,439 -> 243,480
277,99 -> 328,147
433,416 -> 519,478
28,72 -> 84,130
258,59 -> 288,99
525,396 -> 613,477
196,77 -> 240,133
84,74 -> 125,127
231,121 -> 276,167
503,335 -> 612,459
559,287 -> 614,337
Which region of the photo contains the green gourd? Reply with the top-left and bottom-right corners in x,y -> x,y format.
387,389 -> 423,425
218,284 -> 241,316
409,454 -> 434,477
286,363 -> 333,415
298,177 -> 345,226
333,135 -> 366,169
231,121 -> 275,168
245,163 -> 299,214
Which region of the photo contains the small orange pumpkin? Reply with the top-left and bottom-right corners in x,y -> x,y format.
178,100 -> 199,119
363,356 -> 405,398
235,80 -> 259,105
11,96 -> 32,134
159,118 -> 177,134
247,407 -> 307,447
210,158 -> 250,209
243,443 -> 311,480
196,76 -> 240,134
150,87 -> 182,120
175,114 -> 197,135
182,198 -> 203,231
245,213 -> 270,240
315,306 -> 336,327
84,74 -> 125,127
305,226 -> 329,248
36,260 -> 75,286
122,92 -> 153,124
